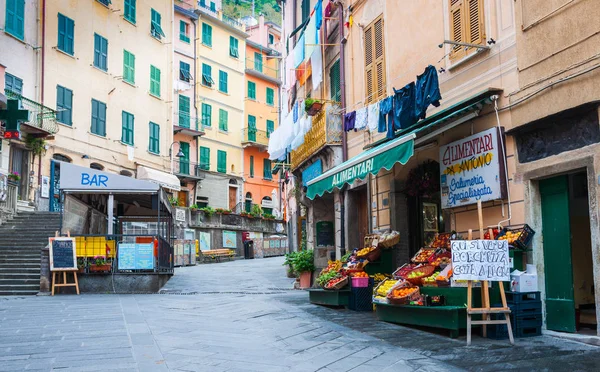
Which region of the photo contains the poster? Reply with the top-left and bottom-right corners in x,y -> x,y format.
439,128 -> 506,208
223,230 -> 237,248
199,231 -> 211,251
451,240 -> 510,282
135,243 -> 154,270
41,176 -> 50,198
118,243 -> 136,270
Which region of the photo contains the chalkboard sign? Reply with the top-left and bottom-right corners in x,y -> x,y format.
451,240 -> 510,282
316,221 -> 334,247
49,237 -> 77,271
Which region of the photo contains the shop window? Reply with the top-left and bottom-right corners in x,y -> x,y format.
364,15 -> 386,104
449,0 -> 485,61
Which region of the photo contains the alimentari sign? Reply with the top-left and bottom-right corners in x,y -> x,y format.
440,128 -> 506,208
331,158 -> 374,189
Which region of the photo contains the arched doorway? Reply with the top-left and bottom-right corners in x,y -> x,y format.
245,192 -> 252,213
228,179 -> 238,210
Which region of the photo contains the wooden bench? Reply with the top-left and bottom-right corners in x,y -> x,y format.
198,249 -> 235,263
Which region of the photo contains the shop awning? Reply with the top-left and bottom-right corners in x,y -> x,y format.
59,162 -> 159,193
137,166 -> 181,191
306,134 -> 416,200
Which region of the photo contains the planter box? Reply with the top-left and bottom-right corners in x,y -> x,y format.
89,264 -> 111,272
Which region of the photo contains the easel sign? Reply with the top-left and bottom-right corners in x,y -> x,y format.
49,234 -> 80,295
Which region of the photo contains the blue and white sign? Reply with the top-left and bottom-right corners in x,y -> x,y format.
58,162 -> 158,192
440,128 -> 506,208
302,159 -> 322,186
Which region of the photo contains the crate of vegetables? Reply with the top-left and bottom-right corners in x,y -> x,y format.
392,263 -> 417,280
428,250 -> 451,268
411,248 -> 436,263
422,270 -> 443,287
387,285 -> 420,305
324,275 -> 349,290
405,265 -> 436,286
496,224 -> 535,250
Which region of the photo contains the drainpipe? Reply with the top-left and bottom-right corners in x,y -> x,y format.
38,0 -> 47,188
337,1 -> 347,162
192,17 -> 199,200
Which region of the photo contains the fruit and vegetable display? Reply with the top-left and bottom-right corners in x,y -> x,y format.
411,248 -> 435,263
322,260 -> 342,274
325,275 -> 348,289
484,228 -> 500,240
393,264 -> 417,279
422,271 -> 441,286
357,247 -> 375,257
407,269 -> 426,279
350,271 -> 369,278
370,273 -> 391,283
389,286 -> 418,298
317,270 -> 340,287
375,279 -> 399,297
429,233 -> 452,248
430,256 -> 451,267
497,230 -> 521,244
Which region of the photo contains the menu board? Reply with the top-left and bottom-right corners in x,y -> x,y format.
117,243 -> 136,270
49,238 -> 77,271
451,240 -> 510,281
316,221 -> 334,247
117,242 -> 154,270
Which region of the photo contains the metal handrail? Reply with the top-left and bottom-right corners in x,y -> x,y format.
242,127 -> 269,146
245,58 -> 280,80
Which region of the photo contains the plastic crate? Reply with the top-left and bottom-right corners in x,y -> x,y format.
515,326 -> 542,338
514,313 -> 543,329
349,287 -> 373,311
351,277 -> 370,288
495,224 -> 535,250
509,301 -> 542,315
505,291 -> 541,304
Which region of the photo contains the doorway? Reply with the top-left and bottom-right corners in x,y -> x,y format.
347,187 -> 368,251
228,179 -> 238,210
540,171 -> 595,334
10,146 -> 29,200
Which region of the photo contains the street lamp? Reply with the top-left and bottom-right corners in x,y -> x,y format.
169,141 -> 185,174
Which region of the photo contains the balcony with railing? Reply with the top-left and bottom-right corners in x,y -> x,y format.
291,103 -> 343,170
173,111 -> 205,137
245,58 -> 280,83
196,2 -> 245,32
173,159 -> 207,181
4,90 -> 58,136
241,128 -> 270,149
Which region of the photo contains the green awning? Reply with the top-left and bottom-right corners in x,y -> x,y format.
306,134 -> 415,200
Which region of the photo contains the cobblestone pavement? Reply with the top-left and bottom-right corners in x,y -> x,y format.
1,257 -> 600,371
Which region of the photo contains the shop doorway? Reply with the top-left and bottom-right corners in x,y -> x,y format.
10,146 -> 29,200
540,172 -> 595,334
347,187 -> 368,251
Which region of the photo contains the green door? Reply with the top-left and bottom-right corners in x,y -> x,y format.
179,142 -> 190,175
539,175 -> 576,333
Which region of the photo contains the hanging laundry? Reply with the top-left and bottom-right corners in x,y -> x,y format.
415,65 -> 442,120
304,16 -> 317,59
296,60 -> 312,87
344,111 -> 356,132
367,101 -> 380,132
293,34 -> 305,68
286,49 -> 296,88
324,1 -> 332,18
311,42 -> 323,90
378,96 -> 394,134
315,0 -> 323,30
393,82 -> 418,131
354,106 -> 368,131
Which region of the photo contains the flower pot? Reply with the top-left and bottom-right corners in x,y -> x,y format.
286,265 -> 296,278
299,271 -> 312,289
89,264 -> 111,272
7,179 -> 19,186
306,102 -> 323,116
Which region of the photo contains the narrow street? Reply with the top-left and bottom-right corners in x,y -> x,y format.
1,258 -> 600,372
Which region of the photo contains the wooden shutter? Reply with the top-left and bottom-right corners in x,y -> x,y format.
373,17 -> 386,101
466,0 -> 485,47
364,25 -> 374,104
449,0 -> 484,61
449,0 -> 465,60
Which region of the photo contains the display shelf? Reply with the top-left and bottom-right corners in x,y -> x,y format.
308,288 -> 350,307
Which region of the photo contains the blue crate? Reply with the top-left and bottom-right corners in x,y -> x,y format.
505,291 -> 541,304
509,301 -> 542,315
349,286 -> 373,311
514,313 -> 542,329
515,326 -> 542,338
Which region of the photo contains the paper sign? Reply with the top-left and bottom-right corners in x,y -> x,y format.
451,240 -> 510,281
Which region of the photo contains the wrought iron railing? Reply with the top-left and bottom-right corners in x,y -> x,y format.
0,183 -> 18,216
173,159 -> 207,177
223,14 -> 242,28
245,58 -> 280,80
242,128 -> 269,147
5,90 -> 58,135
290,103 -> 343,170
174,111 -> 205,132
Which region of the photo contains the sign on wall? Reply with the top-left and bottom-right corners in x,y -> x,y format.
316,221 -> 334,247
302,159 -> 322,186
117,243 -> 155,270
199,231 -> 211,251
451,240 -> 510,281
41,176 -> 50,198
223,230 -> 237,248
440,128 -> 506,208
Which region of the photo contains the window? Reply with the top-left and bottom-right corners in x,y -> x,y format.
123,50 -> 135,84
247,115 -> 256,142
91,99 -> 107,136
201,103 -> 212,127
5,73 -> 23,94
57,14 -> 74,55
53,154 -> 72,163
121,111 -> 134,145
263,159 -> 272,180
150,65 -> 161,96
364,16 -> 386,104
254,52 -> 263,72
266,87 -> 274,106
180,61 -> 192,82
301,0 -> 310,21
202,23 -> 212,47
97,0 -> 111,6
151,9 -> 165,40
266,120 -> 274,138
5,0 -> 25,40
229,36 -> 239,58
200,0 -> 206,6
179,142 -> 190,175
148,122 -> 160,154
268,33 -> 274,45
90,162 -> 104,170
56,85 -> 73,126
330,59 -> 341,102
218,70 -> 228,93
449,0 -> 485,61
199,146 -> 210,170
210,1 -> 216,12
247,81 -> 256,100
178,95 -> 190,128
249,156 -> 254,178
201,63 -> 214,87
120,170 -> 133,177
217,150 -> 226,173
179,20 -> 190,43
93,33 -> 108,71
124,0 -> 136,23
219,109 -> 228,132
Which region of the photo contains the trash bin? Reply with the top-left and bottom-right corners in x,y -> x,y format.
244,240 -> 254,259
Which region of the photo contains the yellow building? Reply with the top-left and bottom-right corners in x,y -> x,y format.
193,3 -> 247,210
41,0 -> 178,211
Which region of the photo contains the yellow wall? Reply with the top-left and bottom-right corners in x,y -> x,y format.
42,0 -> 173,176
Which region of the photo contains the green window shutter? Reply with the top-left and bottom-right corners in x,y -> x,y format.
5,0 -> 25,40
150,65 -> 160,96
123,50 -> 135,84
5,73 -> 23,94
202,23 -> 212,47
217,150 -> 227,173
210,1 -> 216,12
56,85 -> 73,126
263,159 -> 272,179
124,0 -> 136,23
330,59 -> 341,102
254,52 -> 263,72
57,14 -> 74,55
200,146 -> 210,170
248,81 -> 256,100
150,9 -> 165,39
219,70 -> 228,93
219,109 -> 228,131
148,122 -> 160,153
91,99 -> 106,136
268,34 -> 274,45
248,115 -> 256,142
201,103 -> 212,127
266,87 -> 274,106
266,120 -> 274,138
121,111 -> 134,145
202,63 -> 214,87
301,0 -> 310,21
180,61 -> 191,82
178,95 -> 190,128
249,156 -> 254,178
229,36 -> 239,58
94,34 -> 108,71
179,20 -> 190,43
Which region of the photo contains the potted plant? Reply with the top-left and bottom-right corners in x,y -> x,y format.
7,171 -> 20,185
89,256 -> 111,272
262,213 -> 275,220
199,206 -> 215,217
250,204 -> 262,218
293,249 -> 315,289
240,211 -> 251,218
305,98 -> 324,116
214,208 -> 232,215
168,196 -> 179,206
189,204 -> 199,212
283,252 -> 298,278
77,257 -> 86,273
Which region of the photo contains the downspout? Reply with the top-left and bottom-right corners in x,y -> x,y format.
337,1 -> 347,256
38,0 -> 47,188
192,17 -> 199,201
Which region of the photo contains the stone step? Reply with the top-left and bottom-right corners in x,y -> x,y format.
0,267 -> 40,273
0,263 -> 41,268
0,284 -> 39,290
0,273 -> 40,280
0,258 -> 42,264
0,290 -> 39,295
0,278 -> 40,285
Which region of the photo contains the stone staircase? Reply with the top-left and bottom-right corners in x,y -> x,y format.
0,212 -> 62,295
